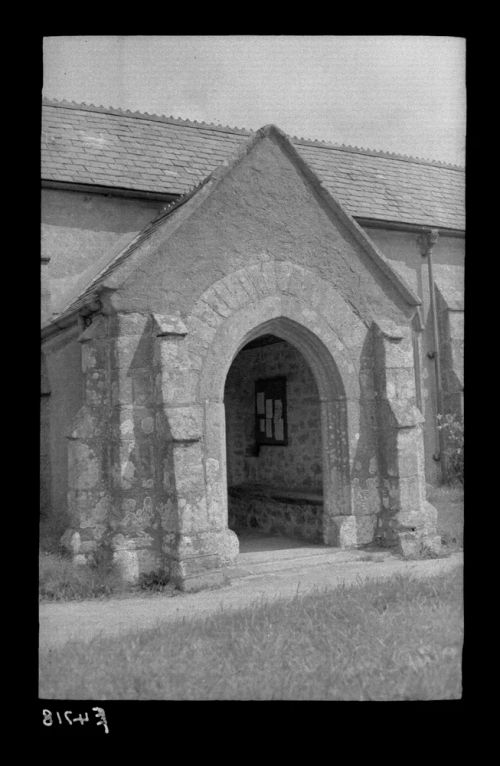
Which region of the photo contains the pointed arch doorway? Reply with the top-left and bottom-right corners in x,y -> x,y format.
219,316 -> 351,554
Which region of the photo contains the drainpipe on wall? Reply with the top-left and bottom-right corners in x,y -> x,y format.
41,256 -> 51,324
417,228 -> 445,480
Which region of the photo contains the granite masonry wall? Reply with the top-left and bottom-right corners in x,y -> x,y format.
42,329 -> 83,527
224,339 -> 322,491
224,338 -> 323,542
228,487 -> 323,543
42,130 -> 446,589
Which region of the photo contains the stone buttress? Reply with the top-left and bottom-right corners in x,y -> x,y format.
373,320 -> 441,556
56,126 -> 443,588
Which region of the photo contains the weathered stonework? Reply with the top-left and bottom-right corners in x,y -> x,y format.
46,127 -> 443,590
225,339 -> 323,491
372,321 -> 440,555
437,287 -> 464,418
64,316 -> 113,564
229,486 -> 323,543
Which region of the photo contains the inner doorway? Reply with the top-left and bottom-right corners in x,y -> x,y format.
224,333 -> 324,550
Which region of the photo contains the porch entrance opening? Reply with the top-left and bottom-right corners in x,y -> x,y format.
224,333 -> 324,550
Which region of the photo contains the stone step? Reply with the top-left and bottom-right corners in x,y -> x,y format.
226,548 -> 381,579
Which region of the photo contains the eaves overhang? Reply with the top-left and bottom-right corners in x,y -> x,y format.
41,292 -> 102,342
356,217 -> 465,239
42,179 -> 178,204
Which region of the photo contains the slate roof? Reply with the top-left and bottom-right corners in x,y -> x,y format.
42,99 -> 465,231
45,124 -> 425,332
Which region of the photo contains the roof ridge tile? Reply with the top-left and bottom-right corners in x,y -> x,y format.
42,97 -> 464,169
42,97 -> 253,137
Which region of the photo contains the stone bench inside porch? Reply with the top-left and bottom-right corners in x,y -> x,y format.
228,483 -> 323,543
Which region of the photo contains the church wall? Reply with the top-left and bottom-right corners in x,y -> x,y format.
41,189 -> 163,315
360,226 -> 464,484
43,332 -> 84,533
39,131 -> 456,583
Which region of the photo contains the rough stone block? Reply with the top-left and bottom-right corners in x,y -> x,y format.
395,431 -> 423,477
113,334 -> 152,370
386,401 -> 424,428
384,367 -> 416,400
203,289 -> 232,318
109,313 -> 152,337
396,532 -> 421,558
187,314 -> 218,346
163,405 -> 203,441
174,569 -> 225,592
112,548 -> 140,582
152,313 -> 188,336
172,443 -> 206,495
422,501 -> 438,535
398,476 -> 426,513
217,274 -> 249,310
247,262 -> 272,297
382,339 -> 414,368
214,529 -> 239,565
174,529 -> 239,565
158,336 -> 189,373
350,478 -> 381,516
260,261 -> 278,293
355,514 -> 377,545
274,261 -> 294,292
177,497 -> 210,534
286,265 -> 308,297
375,318 -> 406,340
191,299 -> 224,329
329,514 -> 376,547
160,370 -> 199,404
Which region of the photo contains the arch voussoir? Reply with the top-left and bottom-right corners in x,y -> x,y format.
168,268 -> 371,585
155,261 -> 436,591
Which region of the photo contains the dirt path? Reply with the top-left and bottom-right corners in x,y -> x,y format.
39,550 -> 463,651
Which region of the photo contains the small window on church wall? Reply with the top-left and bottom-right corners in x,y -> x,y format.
255,377 -> 288,446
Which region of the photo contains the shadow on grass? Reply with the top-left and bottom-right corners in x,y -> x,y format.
39,567 -> 464,701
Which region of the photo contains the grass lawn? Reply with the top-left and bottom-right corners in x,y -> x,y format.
39,551 -> 172,601
39,552 -> 124,601
39,568 -> 463,701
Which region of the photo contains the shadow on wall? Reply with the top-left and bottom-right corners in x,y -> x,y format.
109,318 -> 179,578
40,350 -> 52,523
353,325 -> 384,544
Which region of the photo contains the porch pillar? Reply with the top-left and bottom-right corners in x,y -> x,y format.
63,314 -> 112,565
107,313 -> 163,582
374,320 -> 441,556
155,315 -> 238,591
